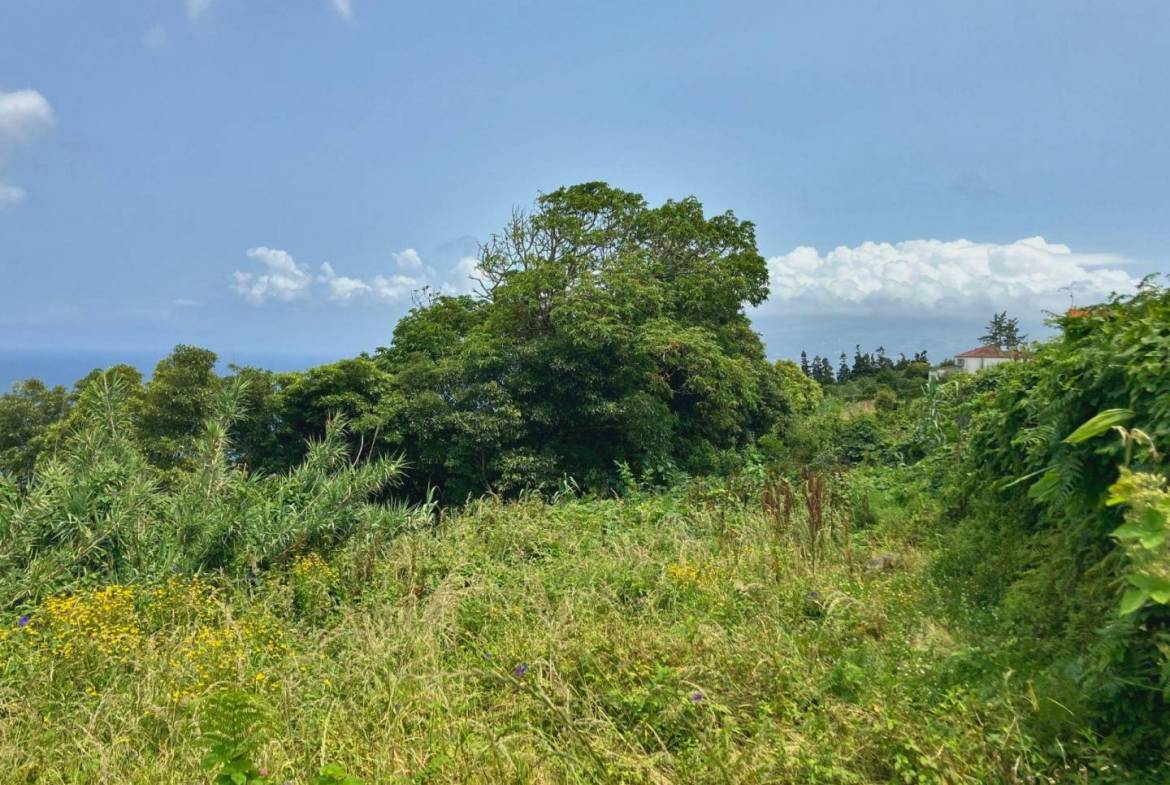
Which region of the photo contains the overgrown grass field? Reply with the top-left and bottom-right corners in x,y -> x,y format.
3,472 -> 1067,784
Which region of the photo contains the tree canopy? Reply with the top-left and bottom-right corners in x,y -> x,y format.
0,379 -> 68,481
980,310 -> 1026,349
374,182 -> 784,497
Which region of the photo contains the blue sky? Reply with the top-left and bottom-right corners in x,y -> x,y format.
1,0 -> 1167,382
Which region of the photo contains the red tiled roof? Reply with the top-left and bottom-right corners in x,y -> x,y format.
955,345 -> 1014,359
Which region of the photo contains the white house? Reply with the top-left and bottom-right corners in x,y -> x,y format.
954,345 -> 1018,373
930,345 -> 1019,380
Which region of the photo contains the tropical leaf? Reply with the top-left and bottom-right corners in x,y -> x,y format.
1119,587 -> 1149,616
1063,409 -> 1134,444
1027,469 -> 1062,501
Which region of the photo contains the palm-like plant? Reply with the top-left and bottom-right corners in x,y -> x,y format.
0,370 -> 410,608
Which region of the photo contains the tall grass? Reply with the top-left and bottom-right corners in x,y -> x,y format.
3,484 -> 1084,781
0,374 -> 408,609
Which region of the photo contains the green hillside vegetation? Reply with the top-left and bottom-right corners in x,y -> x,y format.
1,185 -> 1167,783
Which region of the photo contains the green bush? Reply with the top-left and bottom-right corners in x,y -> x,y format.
834,413 -> 887,464
874,386 -> 898,413
928,283 -> 1170,765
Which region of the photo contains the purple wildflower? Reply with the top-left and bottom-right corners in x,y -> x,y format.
690,690 -> 703,704
513,663 -> 529,678
17,615 -> 29,628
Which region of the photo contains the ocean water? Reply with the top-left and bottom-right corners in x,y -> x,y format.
0,349 -> 344,391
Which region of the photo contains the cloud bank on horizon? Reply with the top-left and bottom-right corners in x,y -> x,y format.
231,237 -> 1140,320
232,247 -> 483,306
762,237 -> 1138,317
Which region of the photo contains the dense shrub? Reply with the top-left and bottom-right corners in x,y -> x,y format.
833,412 -> 888,464
927,283 -> 1170,765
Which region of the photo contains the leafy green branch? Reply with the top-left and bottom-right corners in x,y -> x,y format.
1055,408 -> 1169,616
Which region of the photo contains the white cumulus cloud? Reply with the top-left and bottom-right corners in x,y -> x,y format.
330,0 -> 354,21
318,259 -> 423,304
761,237 -> 1137,315
233,246 -> 487,306
0,89 -> 54,208
318,261 -> 372,302
368,273 -> 423,301
232,247 -> 312,305
0,89 -> 54,143
392,248 -> 423,271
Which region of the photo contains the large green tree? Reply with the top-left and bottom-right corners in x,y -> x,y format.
0,379 -> 69,480
981,310 -> 1026,349
377,182 -> 785,498
223,358 -> 400,475
138,345 -> 221,469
